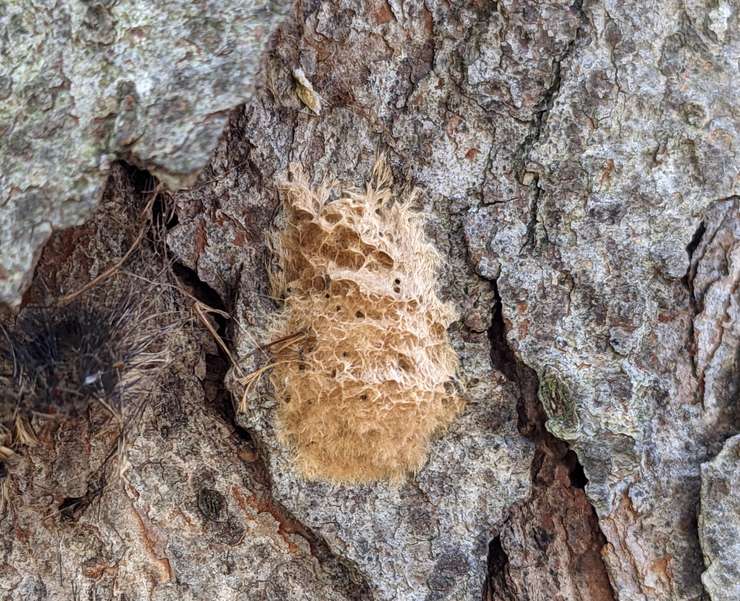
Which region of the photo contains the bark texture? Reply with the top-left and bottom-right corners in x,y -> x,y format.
1,0 -> 738,600
0,0 -> 285,306
699,434 -> 740,601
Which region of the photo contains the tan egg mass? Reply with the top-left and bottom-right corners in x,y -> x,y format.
268,159 -> 463,482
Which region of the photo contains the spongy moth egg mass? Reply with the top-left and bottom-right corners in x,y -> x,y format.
269,159 -> 463,482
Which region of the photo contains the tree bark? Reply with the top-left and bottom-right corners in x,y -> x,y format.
1,0 -> 737,600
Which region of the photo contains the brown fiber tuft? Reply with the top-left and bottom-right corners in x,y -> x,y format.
268,157 -> 463,482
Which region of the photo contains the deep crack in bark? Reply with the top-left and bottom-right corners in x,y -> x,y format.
516,0 -> 587,253
166,240 -> 375,601
483,279 -> 616,601
683,220 -> 707,393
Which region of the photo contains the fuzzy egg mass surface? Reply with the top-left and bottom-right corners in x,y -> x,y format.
268,159 -> 463,482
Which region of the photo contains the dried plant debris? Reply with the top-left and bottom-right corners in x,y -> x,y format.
0,293 -> 172,423
293,68 -> 322,115
266,157 -> 463,482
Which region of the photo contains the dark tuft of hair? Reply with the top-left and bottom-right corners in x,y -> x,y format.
0,295 -> 168,419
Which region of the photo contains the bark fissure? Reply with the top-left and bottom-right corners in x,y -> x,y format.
166,242 -> 375,601
683,218 -> 711,399
515,0 -> 587,253
483,278 -> 616,601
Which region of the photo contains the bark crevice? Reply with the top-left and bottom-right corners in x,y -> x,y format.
483,278 -> 616,601
165,230 -> 376,601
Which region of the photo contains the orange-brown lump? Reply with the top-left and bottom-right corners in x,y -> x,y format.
268,159 -> 463,482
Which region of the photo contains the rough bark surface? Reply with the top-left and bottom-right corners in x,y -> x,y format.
0,0 -> 286,306
699,434 -> 740,601
1,0 -> 738,600
484,356 -> 615,601
1,167 -> 369,600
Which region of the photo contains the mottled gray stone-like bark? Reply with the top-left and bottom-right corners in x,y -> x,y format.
700,434 -> 740,601
0,0 -> 286,306
477,1 -> 740,598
